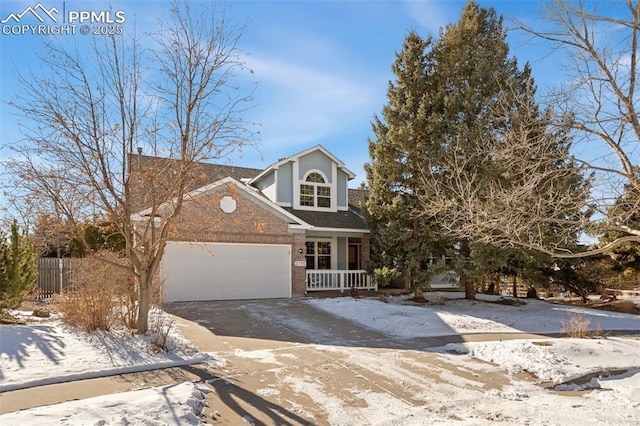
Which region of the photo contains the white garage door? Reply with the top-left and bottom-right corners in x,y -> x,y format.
161,242 -> 291,302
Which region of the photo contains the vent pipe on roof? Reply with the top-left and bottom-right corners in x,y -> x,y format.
137,147 -> 142,169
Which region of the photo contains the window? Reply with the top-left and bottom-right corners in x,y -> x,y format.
300,172 -> 331,208
306,172 -> 325,183
306,240 -> 331,269
317,186 -> 331,207
300,184 -> 314,206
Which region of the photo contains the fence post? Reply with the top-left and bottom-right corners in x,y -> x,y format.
58,258 -> 64,293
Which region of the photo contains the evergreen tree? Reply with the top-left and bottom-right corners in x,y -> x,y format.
365,31 -> 451,289
367,1 -> 582,298
0,220 -> 38,312
425,1 -> 532,298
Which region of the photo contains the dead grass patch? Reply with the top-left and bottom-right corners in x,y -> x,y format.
560,313 -> 609,338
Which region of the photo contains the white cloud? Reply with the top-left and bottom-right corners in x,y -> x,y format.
404,0 -> 458,35
246,54 -> 380,150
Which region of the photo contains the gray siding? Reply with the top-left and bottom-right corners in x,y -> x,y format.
277,162 -> 293,204
299,151 -> 332,183
337,237 -> 347,270
337,170 -> 348,208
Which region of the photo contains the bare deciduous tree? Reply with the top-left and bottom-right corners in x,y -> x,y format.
417,0 -> 640,259
4,1 -> 256,333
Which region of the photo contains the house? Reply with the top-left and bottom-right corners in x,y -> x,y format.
132,145 -> 374,302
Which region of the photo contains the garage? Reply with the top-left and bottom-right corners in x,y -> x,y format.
161,242 -> 291,302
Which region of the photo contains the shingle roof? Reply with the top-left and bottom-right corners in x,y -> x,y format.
131,154 -> 369,232
129,154 -> 263,212
283,207 -> 367,230
136,154 -> 262,185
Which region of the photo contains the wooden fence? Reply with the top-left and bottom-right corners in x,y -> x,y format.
36,258 -> 74,299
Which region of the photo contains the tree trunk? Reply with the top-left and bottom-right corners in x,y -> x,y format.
461,239 -> 474,299
512,274 -> 518,298
137,269 -> 151,334
462,273 -> 475,299
403,272 -> 411,290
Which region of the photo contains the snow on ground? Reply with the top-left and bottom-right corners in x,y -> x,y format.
1,294 -> 639,425
307,292 -> 640,338
307,293 -> 640,385
0,309 -> 208,392
0,382 -> 209,425
0,309 -> 210,424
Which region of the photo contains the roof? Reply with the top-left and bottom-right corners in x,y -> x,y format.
283,207 -> 367,231
136,154 -> 262,182
249,144 -> 356,185
130,153 -> 369,233
129,154 -> 262,212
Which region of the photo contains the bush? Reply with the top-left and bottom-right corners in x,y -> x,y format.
147,309 -> 176,353
561,313 -> 590,338
54,251 -> 136,332
0,221 -> 37,313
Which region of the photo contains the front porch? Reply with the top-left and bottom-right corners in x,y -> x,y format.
303,233 -> 375,293
305,269 -> 377,292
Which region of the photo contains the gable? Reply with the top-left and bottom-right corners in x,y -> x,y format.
247,145 -> 354,212
298,150 -> 333,183
167,178 -> 308,241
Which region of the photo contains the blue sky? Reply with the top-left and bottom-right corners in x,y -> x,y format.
0,0 -> 557,203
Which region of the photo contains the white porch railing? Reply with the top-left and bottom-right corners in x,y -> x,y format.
306,270 -> 377,292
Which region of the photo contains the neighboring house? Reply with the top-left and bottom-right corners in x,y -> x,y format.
132,145 -> 374,302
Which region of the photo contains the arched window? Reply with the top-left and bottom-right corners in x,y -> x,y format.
300,171 -> 331,208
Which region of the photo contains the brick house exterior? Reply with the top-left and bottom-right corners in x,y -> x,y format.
132,145 -> 372,302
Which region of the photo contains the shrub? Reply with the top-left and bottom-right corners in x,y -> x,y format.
0,221 -> 37,313
561,313 -> 590,338
54,251 -> 135,332
147,309 -> 176,353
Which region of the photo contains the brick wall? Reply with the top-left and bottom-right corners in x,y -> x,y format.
168,182 -> 307,296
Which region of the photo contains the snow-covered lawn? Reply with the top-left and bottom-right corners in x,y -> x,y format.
1,294 -> 639,425
0,309 -> 211,424
0,310 -> 208,393
307,294 -> 640,387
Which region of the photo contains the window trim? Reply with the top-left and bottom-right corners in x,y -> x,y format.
292,162 -> 339,212
305,239 -> 332,270
298,170 -> 332,210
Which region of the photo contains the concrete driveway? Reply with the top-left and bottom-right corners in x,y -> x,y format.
163,298 -> 532,425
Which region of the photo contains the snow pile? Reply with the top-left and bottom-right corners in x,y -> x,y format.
465,337 -> 640,384
0,382 -> 209,425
